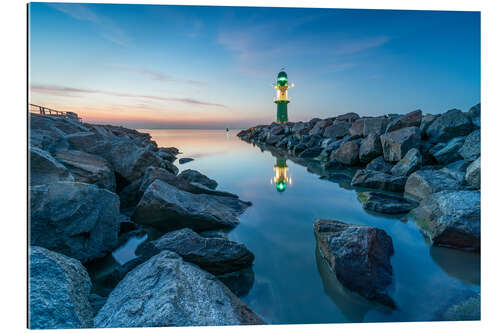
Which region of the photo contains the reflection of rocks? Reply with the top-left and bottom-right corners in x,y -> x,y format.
430,246 -> 480,285
94,251 -> 264,327
314,219 -> 395,308
217,267 -> 255,297
315,245 -> 375,322
441,294 -> 480,321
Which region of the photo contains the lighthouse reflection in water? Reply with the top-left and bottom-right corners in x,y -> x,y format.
270,157 -> 292,192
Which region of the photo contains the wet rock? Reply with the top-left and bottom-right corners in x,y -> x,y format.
178,169 -> 218,190
363,116 -> 388,136
467,103 -> 481,129
293,142 -> 307,155
411,190 -> 480,252
54,150 -> 116,191
94,250 -> 264,327
458,129 -> 480,162
324,158 -> 345,171
132,180 -> 250,231
425,109 -> 472,143
314,219 -> 395,308
145,228 -> 254,275
30,146 -> 74,186
179,157 -> 194,164
323,122 -> 351,139
357,191 -> 417,214
442,294 -> 480,321
298,146 -> 322,158
465,157 -> 480,189
30,182 -> 120,262
217,267 -> 255,297
385,109 -> 422,133
333,141 -> 360,166
431,136 -> 466,165
158,146 -> 179,155
158,150 -> 177,162
351,169 -> 407,192
380,126 -> 421,162
29,246 -> 93,329
404,170 -> 462,201
366,156 -> 393,173
390,148 -> 422,177
359,133 -> 382,163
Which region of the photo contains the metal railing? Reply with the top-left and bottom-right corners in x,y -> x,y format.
28,103 -> 82,122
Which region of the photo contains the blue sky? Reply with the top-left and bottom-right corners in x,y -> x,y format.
28,3 -> 480,129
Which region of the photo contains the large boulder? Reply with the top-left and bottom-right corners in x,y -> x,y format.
349,118 -> 365,136
363,116 -> 388,136
357,192 -> 417,214
380,126 -> 421,162
178,169 -> 218,190
314,219 -> 395,307
465,157 -> 480,189
366,156 -> 393,173
425,109 -> 472,143
29,246 -> 93,329
458,129 -> 480,162
30,146 -> 74,186
359,133 -> 382,163
334,112 -> 360,124
420,114 -> 439,136
30,182 -> 120,262
333,141 -> 360,166
323,122 -> 351,139
351,169 -> 407,192
411,190 -> 480,252
309,119 -> 332,136
144,228 -> 254,275
298,146 -> 322,158
385,109 -> 422,133
65,132 -> 100,152
94,251 -> 264,327
132,180 -> 250,231
54,150 -> 116,191
439,160 -> 469,184
430,136 -> 466,165
404,170 -> 462,201
390,148 -> 422,177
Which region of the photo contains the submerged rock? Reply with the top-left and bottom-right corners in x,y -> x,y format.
351,169 -> 407,192
94,250 -> 264,327
411,190 -> 480,252
313,219 -> 395,308
404,170 -> 462,201
178,169 -> 218,190
357,191 -> 417,214
29,246 -> 93,329
145,228 -> 255,275
132,180 -> 250,231
442,294 -> 480,321
30,182 -> 120,262
30,146 -> 74,186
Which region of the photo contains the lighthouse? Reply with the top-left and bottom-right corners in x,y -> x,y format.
273,70 -> 293,123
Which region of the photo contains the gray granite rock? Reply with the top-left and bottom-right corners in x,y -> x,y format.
178,169 -> 218,190
385,109 -> 422,133
391,148 -> 422,177
380,126 -> 421,162
458,129 -> 480,162
425,109 -> 472,143
351,169 -> 407,192
465,157 -> 480,189
357,191 -> 417,214
366,156 -> 393,173
404,170 -> 462,201
431,136 -> 466,165
30,146 -> 74,186
333,141 -> 360,166
359,133 -> 382,164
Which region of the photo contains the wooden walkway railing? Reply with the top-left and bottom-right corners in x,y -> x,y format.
29,103 -> 82,122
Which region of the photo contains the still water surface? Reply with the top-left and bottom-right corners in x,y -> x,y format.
133,129 -> 479,324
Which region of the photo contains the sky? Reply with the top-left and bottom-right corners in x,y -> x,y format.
28,3 -> 480,129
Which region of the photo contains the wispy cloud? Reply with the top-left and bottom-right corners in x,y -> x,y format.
30,84 -> 227,108
48,3 -> 130,46
109,65 -> 206,86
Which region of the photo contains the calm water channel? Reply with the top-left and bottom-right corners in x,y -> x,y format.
105,129 -> 480,324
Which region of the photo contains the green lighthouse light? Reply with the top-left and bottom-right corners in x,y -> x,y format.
273,70 -> 292,123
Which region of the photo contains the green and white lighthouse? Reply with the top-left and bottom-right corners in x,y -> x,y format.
273,70 -> 293,123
